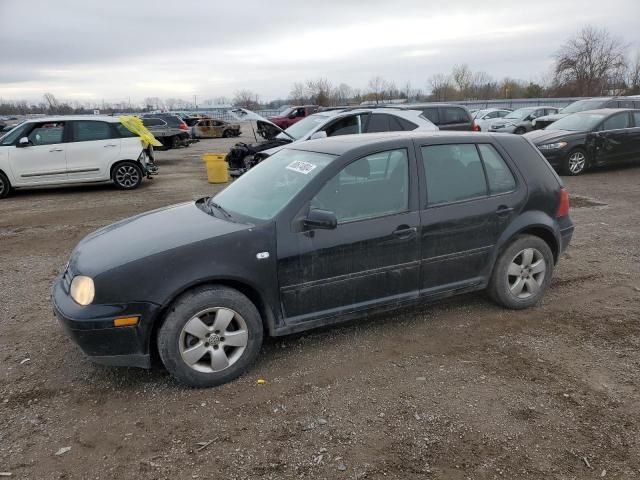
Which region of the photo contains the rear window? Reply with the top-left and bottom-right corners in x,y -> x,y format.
420,108 -> 439,124
441,107 -> 470,125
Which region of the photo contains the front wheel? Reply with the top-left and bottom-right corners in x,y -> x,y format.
487,235 -> 554,310
560,149 -> 587,176
514,127 -> 526,135
112,161 -> 143,190
158,286 -> 263,388
0,171 -> 11,199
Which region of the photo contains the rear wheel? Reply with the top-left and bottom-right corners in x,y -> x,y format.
560,148 -> 587,176
112,161 -> 143,190
0,171 -> 11,199
222,130 -> 232,138
488,234 -> 554,309
158,285 -> 263,388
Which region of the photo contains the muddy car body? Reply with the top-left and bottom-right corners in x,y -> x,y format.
192,119 -> 241,139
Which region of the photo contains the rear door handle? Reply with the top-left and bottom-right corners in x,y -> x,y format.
496,206 -> 514,217
49,148 -> 63,152
104,144 -> 118,148
392,226 -> 417,239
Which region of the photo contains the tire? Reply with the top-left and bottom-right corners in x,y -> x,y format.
560,148 -> 588,176
0,171 -> 11,199
222,130 -> 231,138
514,127 -> 526,135
487,234 -> 554,310
171,136 -> 180,149
158,285 -> 264,388
112,161 -> 143,190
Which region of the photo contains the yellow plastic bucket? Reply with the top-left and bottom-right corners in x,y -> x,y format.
202,153 -> 229,184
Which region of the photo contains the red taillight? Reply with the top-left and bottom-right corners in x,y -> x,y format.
179,122 -> 188,130
556,187 -> 570,218
472,121 -> 481,132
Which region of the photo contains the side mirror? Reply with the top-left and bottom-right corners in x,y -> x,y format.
309,131 -> 327,140
17,137 -> 30,148
304,209 -> 337,230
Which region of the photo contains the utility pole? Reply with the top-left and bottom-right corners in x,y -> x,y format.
193,95 -> 197,111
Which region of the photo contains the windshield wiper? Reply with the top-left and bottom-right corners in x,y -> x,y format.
206,198 -> 234,221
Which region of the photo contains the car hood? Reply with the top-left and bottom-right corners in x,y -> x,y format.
524,129 -> 585,144
69,201 -> 251,276
229,108 -> 293,141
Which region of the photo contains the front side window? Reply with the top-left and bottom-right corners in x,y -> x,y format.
213,148 -> 335,220
478,144 -> 516,194
602,113 -> 631,131
74,121 -> 113,142
28,122 -> 66,145
422,144 -> 487,205
311,149 -> 409,223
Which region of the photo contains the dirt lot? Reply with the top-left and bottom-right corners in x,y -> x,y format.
1,132 -> 639,480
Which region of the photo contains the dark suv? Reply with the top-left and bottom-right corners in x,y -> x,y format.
53,132 -> 573,387
533,96 -> 640,130
403,103 -> 476,131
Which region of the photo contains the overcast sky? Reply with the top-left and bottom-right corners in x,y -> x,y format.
0,0 -> 638,104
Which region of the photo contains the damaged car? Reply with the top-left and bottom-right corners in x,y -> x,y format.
192,118 -> 241,139
226,107 -> 438,177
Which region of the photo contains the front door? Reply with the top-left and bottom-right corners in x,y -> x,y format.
277,147 -> 420,323
417,141 -> 524,293
594,112 -> 632,164
8,121 -> 68,184
66,120 -> 121,181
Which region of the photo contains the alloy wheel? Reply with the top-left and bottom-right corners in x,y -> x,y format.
178,307 -> 249,373
568,152 -> 586,174
115,165 -> 140,188
0,176 -> 5,196
507,248 -> 546,299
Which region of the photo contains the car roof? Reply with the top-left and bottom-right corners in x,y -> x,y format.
286,131 -> 504,156
21,115 -> 121,123
575,108 -> 638,115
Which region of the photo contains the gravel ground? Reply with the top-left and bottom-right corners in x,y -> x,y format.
1,132 -> 639,479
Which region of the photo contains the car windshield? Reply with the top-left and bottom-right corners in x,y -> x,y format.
277,114 -> 329,141
278,107 -> 294,117
213,148 -> 335,220
548,113 -> 606,131
504,108 -> 534,120
473,109 -> 490,119
560,99 -> 607,114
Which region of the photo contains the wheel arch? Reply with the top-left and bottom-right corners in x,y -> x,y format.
495,212 -> 561,264
149,278 -> 277,363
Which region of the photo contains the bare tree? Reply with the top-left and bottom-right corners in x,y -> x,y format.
305,78 -> 333,106
428,74 -> 453,101
335,83 -> 353,105
43,92 -> 58,110
233,90 -> 260,110
289,82 -> 307,104
367,76 -> 386,104
626,52 -> 640,94
554,26 -> 628,96
451,64 -> 473,98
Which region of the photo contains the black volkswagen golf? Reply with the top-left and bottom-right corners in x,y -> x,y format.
525,108 -> 640,175
53,132 -> 574,387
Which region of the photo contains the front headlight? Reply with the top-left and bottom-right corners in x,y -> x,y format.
70,276 -> 95,306
539,142 -> 568,150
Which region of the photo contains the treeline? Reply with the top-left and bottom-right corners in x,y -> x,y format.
2,25 -> 639,116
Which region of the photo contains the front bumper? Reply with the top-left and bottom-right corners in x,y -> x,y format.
489,125 -> 516,133
52,277 -> 160,368
537,148 -> 567,169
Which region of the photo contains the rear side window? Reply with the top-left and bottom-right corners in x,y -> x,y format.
114,124 -> 138,138
74,121 -> 113,142
478,144 -> 516,194
393,116 -> 418,131
602,113 -> 630,130
366,114 -> 392,133
162,116 -> 182,127
421,108 -> 439,124
422,144 -> 487,205
440,107 -> 469,125
142,118 -> 165,127
325,115 -> 360,136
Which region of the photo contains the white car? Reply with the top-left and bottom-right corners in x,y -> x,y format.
0,116 -> 155,199
472,108 -> 512,131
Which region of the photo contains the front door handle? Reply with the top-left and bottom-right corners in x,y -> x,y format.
392,225 -> 417,239
49,148 -> 64,152
496,205 -> 514,217
104,144 -> 118,148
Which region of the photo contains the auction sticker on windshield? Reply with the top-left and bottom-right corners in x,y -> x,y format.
286,160 -> 317,175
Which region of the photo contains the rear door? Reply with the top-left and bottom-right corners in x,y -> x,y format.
276,146 -> 420,322
7,121 -> 68,185
65,121 -> 120,181
416,140 -> 525,293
